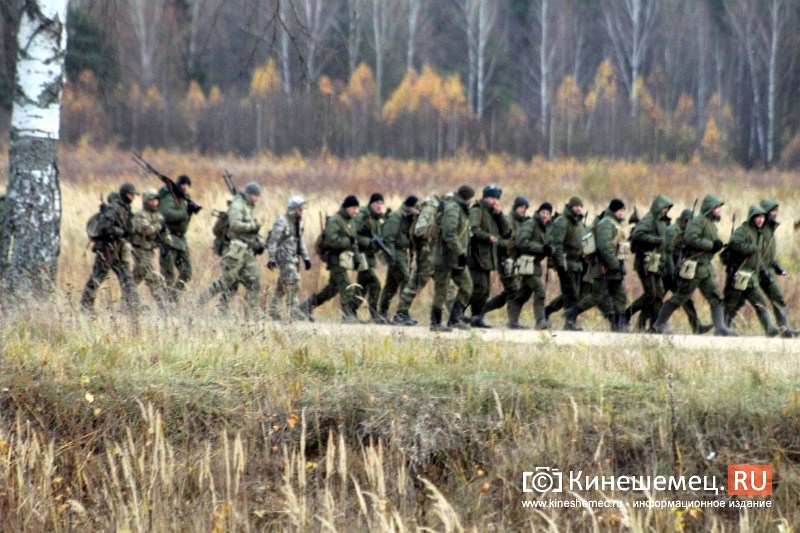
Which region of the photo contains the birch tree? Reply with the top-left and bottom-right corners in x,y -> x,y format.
369,0 -> 398,103
294,0 -> 334,90
406,0 -> 422,71
460,0 -> 497,119
1,0 -> 68,297
530,0 -> 561,156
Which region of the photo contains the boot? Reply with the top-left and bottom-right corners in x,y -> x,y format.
693,323 -> 714,335
449,302 -> 471,330
470,303 -> 493,328
774,306 -> 800,338
370,307 -> 390,325
392,311 -> 418,326
563,306 -> 582,331
298,294 -> 318,322
430,308 -> 451,332
507,300 -> 529,329
533,299 -> 550,330
482,294 -> 506,315
712,305 -> 738,337
615,313 -> 630,333
755,306 -> 780,337
652,301 -> 678,334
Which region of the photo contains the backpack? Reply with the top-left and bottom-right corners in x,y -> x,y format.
412,195 -> 442,242
211,208 -> 230,256
86,198 -> 111,241
314,215 -> 332,261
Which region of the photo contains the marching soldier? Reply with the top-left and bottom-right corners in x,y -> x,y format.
354,193 -> 387,323
267,196 -> 311,320
197,182 -> 264,317
159,175 -> 195,302
80,183 -> 142,315
299,196 -> 361,322
722,205 -> 779,336
467,185 -> 511,328
624,195 -> 673,331
653,194 -> 738,336
431,185 -> 475,331
378,196 -> 419,321
130,188 -> 169,310
546,196 -> 588,322
507,202 -> 553,329
564,199 -> 629,331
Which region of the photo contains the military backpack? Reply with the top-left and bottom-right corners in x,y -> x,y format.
211,207 -> 230,256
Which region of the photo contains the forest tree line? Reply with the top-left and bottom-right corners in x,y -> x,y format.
1,0 -> 800,167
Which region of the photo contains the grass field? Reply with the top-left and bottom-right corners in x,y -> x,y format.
1,146 -> 800,530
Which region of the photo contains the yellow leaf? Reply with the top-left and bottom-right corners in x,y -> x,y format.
85,392 -> 94,404
58,503 -> 70,514
80,375 -> 90,386
93,407 -> 102,417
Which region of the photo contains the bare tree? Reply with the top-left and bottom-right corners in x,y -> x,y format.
125,0 -> 168,86
343,0 -> 364,77
459,0 -> 497,119
406,0 -> 422,71
1,0 -> 69,297
601,0 -> 660,116
529,0 -> 562,157
369,0 -> 398,103
293,0 -> 334,90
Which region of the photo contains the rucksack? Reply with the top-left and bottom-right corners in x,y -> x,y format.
86,199 -> 111,241
314,215 -> 333,261
211,208 -> 230,256
412,195 -> 442,242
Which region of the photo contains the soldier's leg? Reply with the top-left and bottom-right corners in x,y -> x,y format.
363,268 -> 383,320
483,272 -> 516,316
198,252 -> 242,307
81,253 -> 112,311
626,264 -> 650,325
699,274 -> 737,336
652,277 -> 700,333
334,267 -> 359,320
448,267 -> 473,328
280,262 -> 301,320
315,270 -> 342,307
112,259 -> 142,314
430,268 -> 452,330
160,246 -> 177,287
379,260 -> 408,316
240,253 -> 261,318
141,249 -> 168,309
175,248 -> 192,293
270,271 -> 287,319
556,268 -> 580,310
746,286 -> 779,336
508,277 -> 534,327
468,268 -> 490,317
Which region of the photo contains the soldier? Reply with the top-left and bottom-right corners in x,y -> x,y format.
624,195 -> 673,331
652,194 -> 737,336
197,182 -> 264,317
130,188 -> 169,310
507,202 -> 553,329
546,196 -> 588,322
727,199 -> 798,337
564,199 -> 629,331
467,185 -> 511,328
299,195 -> 361,322
393,194 -> 443,325
722,205 -> 779,336
80,183 -> 142,315
159,175 -> 195,303
354,193 -> 387,323
378,196 -> 419,321
431,185 -> 475,332
267,196 -> 312,321
662,208 -> 712,334
480,195 -> 529,323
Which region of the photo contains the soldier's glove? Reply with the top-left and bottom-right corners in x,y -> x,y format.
774,263 -> 787,276
267,261 -> 277,271
711,239 -> 724,253
357,225 -> 371,237
542,244 -> 553,257
252,241 -> 266,255
304,259 -> 312,271
760,269 -> 771,283
457,254 -> 468,268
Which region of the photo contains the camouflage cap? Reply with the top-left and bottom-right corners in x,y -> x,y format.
142,188 -> 159,201
567,196 -> 583,208
288,196 -> 306,211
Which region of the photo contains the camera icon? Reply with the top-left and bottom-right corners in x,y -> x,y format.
522,467 -> 563,493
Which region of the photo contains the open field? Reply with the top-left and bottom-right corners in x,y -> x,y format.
2,147 -> 800,530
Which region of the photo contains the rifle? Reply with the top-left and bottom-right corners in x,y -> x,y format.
372,233 -> 396,263
675,198 -> 698,279
222,170 -> 237,195
132,153 -> 202,215
628,205 -> 640,225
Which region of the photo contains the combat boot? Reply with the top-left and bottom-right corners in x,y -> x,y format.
370,307 -> 390,325
430,308 -> 452,332
449,302 -> 471,330
755,306 -> 780,337
774,306 -> 800,338
563,306 -> 582,331
533,299 -> 550,330
298,294 -> 318,322
392,311 -> 418,326
712,305 -> 738,337
470,308 -> 492,328
652,301 -> 678,334
507,300 -> 529,330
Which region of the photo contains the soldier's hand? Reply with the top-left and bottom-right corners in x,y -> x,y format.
711,239 -> 724,253
457,254 -> 468,268
358,225 -> 371,237
489,236 -> 498,244
267,260 -> 277,271
304,259 -> 312,271
774,263 -> 787,276
760,268 -> 771,283
542,244 -> 553,257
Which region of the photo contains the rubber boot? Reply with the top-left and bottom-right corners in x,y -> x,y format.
755,306 -> 780,337
449,302 -> 471,330
533,299 -> 550,330
563,306 -> 582,331
652,301 -> 678,334
430,308 -> 451,332
712,304 -> 738,337
507,300 -> 529,329
392,311 -> 418,326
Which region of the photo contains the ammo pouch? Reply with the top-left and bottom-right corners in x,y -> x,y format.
616,241 -> 631,261
227,239 -> 249,260
644,251 -> 661,274
357,252 -> 369,272
502,257 -> 517,277
339,250 -> 356,271
733,269 -> 752,291
120,241 -> 133,265
581,230 -> 596,256
678,259 -> 697,280
516,255 -> 536,276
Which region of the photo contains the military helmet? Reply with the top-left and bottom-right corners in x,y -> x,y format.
288,196 -> 306,211
142,188 -> 159,201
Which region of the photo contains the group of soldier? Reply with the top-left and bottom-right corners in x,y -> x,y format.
76,177 -> 798,338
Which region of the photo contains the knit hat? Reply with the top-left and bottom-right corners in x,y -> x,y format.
513,196 -> 529,210
342,195 -> 360,208
244,182 -> 262,196
609,198 -> 626,212
538,202 -> 553,213
567,196 -> 583,208
457,185 -> 475,201
404,195 -> 419,208
482,185 -> 502,199
369,193 -> 384,205
176,175 -> 192,187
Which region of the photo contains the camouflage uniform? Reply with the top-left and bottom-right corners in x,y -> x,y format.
722,205 -> 778,336
625,195 -> 673,331
267,203 -> 310,320
198,190 -> 263,316
80,188 -> 141,314
431,186 -> 474,331
300,201 -> 361,321
507,210 -> 550,329
353,203 -> 386,322
158,186 -> 193,301
479,203 -> 528,323
378,201 -> 417,319
130,189 -> 168,309
547,200 -> 589,318
653,194 -> 737,336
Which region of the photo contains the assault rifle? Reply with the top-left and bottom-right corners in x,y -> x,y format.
132,153 -> 202,215
372,233 -> 396,264
222,170 -> 237,195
